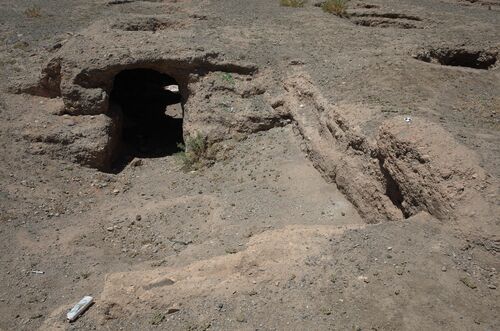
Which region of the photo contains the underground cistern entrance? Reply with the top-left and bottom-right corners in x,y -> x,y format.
109,68 -> 184,171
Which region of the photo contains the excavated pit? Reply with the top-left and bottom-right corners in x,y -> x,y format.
112,17 -> 183,31
414,48 -> 498,69
352,18 -> 418,29
109,68 -> 184,171
350,12 -> 422,29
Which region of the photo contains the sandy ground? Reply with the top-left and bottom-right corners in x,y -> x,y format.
0,0 -> 499,330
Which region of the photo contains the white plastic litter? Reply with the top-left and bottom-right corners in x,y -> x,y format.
31,270 -> 44,274
404,116 -> 412,123
67,296 -> 93,322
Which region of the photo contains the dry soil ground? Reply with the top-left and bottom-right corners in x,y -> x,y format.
0,0 -> 499,330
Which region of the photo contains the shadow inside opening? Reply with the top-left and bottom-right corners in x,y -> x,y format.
110,68 -> 184,172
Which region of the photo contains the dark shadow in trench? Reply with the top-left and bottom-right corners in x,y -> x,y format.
109,68 -> 184,172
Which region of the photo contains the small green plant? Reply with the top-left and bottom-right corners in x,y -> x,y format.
150,312 -> 165,325
221,72 -> 235,85
280,0 -> 306,7
322,0 -> 349,17
175,133 -> 209,170
24,5 -> 42,18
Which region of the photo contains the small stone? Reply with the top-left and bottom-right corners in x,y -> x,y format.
132,159 -> 143,167
320,308 -> 332,316
394,289 -> 400,295
460,277 -> 477,289
166,308 -> 179,314
387,247 -> 393,251
106,227 -> 114,232
358,275 -> 369,283
341,211 -> 346,216
441,266 -> 447,272
487,284 -> 496,289
30,313 -> 43,320
113,189 -> 120,195
136,215 -> 142,221
236,313 -> 246,323
420,154 -> 431,163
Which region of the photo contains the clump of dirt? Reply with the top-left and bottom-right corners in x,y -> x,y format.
414,47 -> 498,69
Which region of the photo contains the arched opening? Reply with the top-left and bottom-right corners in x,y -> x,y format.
109,68 -> 184,171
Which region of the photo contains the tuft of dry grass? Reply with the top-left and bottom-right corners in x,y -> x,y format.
24,5 -> 42,18
280,0 -> 306,8
321,0 -> 349,17
175,133 -> 210,170
13,41 -> 30,51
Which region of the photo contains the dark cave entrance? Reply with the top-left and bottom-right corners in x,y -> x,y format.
110,68 -> 184,171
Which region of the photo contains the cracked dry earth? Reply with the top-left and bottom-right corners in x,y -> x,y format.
0,0 -> 499,330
